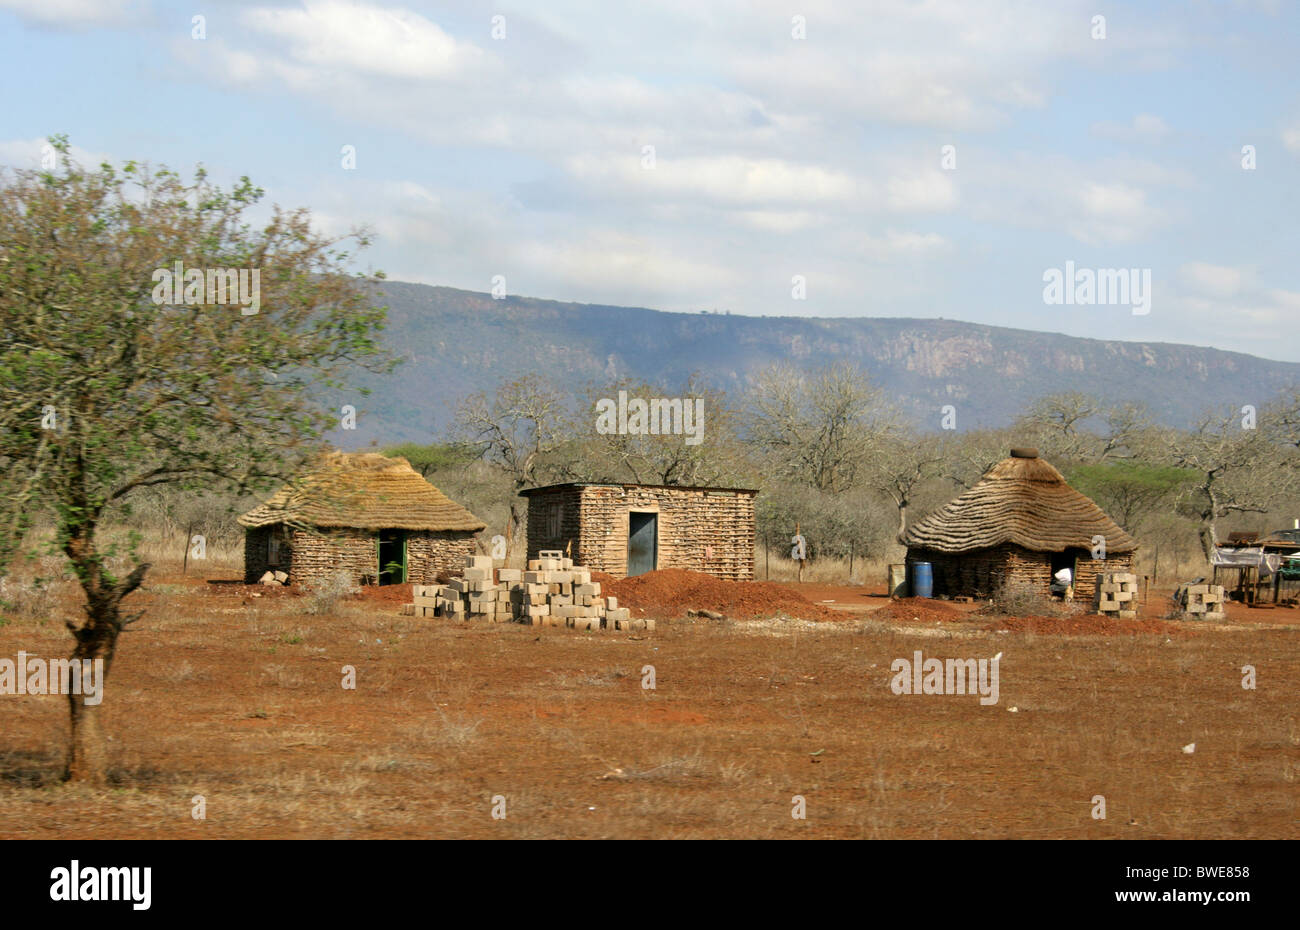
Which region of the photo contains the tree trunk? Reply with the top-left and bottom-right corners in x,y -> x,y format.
65,612 -> 119,785
61,513 -> 148,784
1198,518 -> 1217,563
896,503 -> 908,540
67,691 -> 108,784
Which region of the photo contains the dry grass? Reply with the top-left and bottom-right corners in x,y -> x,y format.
0,565 -> 1295,839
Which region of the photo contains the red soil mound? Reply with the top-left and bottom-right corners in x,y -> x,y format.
869,598 -> 966,624
593,569 -> 840,621
357,583 -> 413,604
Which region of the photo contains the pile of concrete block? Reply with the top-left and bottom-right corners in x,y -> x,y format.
400,551 -> 653,632
510,550 -> 650,632
401,555 -> 514,621
1095,571 -> 1138,619
258,570 -> 289,586
1178,582 -> 1225,620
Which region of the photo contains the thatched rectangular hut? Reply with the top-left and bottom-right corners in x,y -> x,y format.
239,453 -> 486,586
900,448 -> 1137,601
520,482 -> 757,580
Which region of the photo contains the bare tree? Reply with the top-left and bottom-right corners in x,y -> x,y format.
745,362 -> 894,493
1167,411 -> 1277,561
868,431 -> 943,540
576,374 -> 747,487
1015,392 -> 1151,464
936,429 -> 1014,489
455,375 -> 574,550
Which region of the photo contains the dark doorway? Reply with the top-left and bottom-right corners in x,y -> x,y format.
377,530 -> 407,585
627,512 -> 658,577
1049,551 -> 1076,575
1049,549 -> 1079,595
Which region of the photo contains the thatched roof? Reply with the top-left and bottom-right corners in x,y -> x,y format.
238,452 -> 486,533
900,448 -> 1137,554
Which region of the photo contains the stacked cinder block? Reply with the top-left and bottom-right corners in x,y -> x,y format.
1179,583 -> 1225,620
1095,571 -> 1138,619
509,550 -> 649,632
402,550 -> 653,632
401,554 -> 512,621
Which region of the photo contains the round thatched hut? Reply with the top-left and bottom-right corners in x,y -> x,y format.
900,448 -> 1137,601
238,452 -> 487,586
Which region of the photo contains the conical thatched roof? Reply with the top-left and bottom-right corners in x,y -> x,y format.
900,448 -> 1137,554
238,452 -> 486,533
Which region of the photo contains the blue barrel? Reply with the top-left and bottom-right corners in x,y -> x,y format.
911,562 -> 933,599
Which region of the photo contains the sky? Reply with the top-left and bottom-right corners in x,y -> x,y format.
2,0 -> 1299,361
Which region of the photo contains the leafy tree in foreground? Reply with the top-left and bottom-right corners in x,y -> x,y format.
0,139 -> 392,783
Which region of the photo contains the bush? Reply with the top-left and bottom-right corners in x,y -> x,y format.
304,571 -> 359,615
986,578 -> 1079,618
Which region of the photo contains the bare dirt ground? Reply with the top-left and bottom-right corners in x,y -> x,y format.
0,568 -> 1295,839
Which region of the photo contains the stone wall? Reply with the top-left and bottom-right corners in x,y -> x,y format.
525,485 -> 756,581
906,543 -> 1135,600
1072,553 -> 1136,602
405,531 -> 480,583
243,525 -> 480,585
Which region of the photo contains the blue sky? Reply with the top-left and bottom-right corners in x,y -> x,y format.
2,0 -> 1298,360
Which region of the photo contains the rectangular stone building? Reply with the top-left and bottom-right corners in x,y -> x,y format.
520,483 -> 757,580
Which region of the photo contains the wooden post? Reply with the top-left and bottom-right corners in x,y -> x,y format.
849,539 -> 855,583
182,521 -> 193,575
765,540 -> 769,581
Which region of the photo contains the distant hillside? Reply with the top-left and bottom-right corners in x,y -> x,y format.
330,281 -> 1300,447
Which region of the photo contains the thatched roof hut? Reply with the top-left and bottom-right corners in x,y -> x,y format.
239,453 -> 486,586
901,448 -> 1137,600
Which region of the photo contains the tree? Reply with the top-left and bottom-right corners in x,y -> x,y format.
744,362 -> 894,493
935,428 -> 1014,490
575,374 -> 747,487
867,431 -> 943,540
1167,411 -> 1277,561
455,374 -> 575,551
1015,392 -> 1151,464
380,442 -> 477,478
0,140 -> 391,782
1067,461 -> 1195,532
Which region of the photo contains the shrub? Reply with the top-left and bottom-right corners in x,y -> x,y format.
304,570 -> 359,615
986,578 -> 1078,618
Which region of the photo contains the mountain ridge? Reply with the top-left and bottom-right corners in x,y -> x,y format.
332,281 -> 1300,448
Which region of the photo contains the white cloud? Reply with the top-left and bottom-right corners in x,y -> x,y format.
1092,113 -> 1172,143
860,230 -> 949,261
1180,262 -> 1246,297
0,0 -> 134,29
1068,183 -> 1162,245
564,154 -> 858,207
517,231 -> 737,297
1283,127 -> 1300,155
240,0 -> 492,81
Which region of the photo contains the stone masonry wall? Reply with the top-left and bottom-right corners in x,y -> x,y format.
526,485 -> 756,581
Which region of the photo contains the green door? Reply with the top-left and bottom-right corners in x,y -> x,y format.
377,530 -> 407,585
